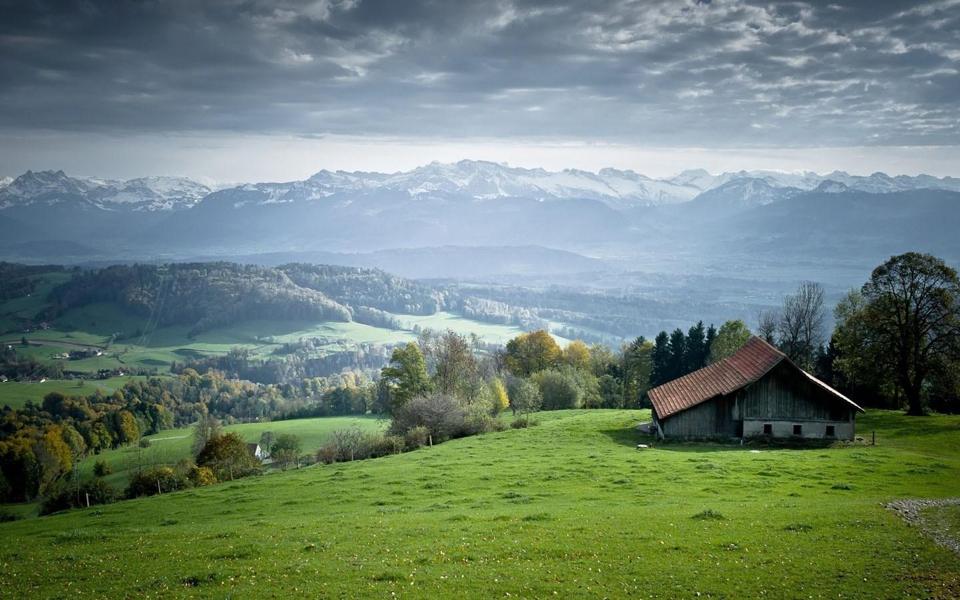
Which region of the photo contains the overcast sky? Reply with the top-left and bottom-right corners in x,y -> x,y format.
2,0 -> 958,181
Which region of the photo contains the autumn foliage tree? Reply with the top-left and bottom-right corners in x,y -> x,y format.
504,330 -> 562,377
196,433 -> 261,481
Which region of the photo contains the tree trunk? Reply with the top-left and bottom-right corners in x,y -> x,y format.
905,381 -> 926,416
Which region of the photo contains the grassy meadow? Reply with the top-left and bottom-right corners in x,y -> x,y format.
1,409 -> 958,598
77,415 -> 388,490
0,376 -> 149,410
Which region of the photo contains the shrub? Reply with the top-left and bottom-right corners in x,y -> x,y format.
370,435 -> 405,457
0,510 -> 20,523
507,377 -> 542,415
93,460 -> 112,477
138,438 -> 152,449
462,403 -> 505,436
316,444 -> 339,465
126,466 -> 188,498
389,393 -> 466,443
511,416 -> 537,429
271,434 -> 303,470
404,425 -> 430,449
188,466 -> 217,487
41,479 -> 117,515
196,433 -> 261,481
533,369 -> 581,410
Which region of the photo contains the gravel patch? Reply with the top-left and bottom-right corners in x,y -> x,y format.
886,498 -> 960,556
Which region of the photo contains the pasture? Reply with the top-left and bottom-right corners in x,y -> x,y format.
1,409 -> 958,598
77,415 -> 389,490
0,376 -> 150,410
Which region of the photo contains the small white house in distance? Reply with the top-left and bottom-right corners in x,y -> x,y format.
246,443 -> 266,461
648,336 -> 864,440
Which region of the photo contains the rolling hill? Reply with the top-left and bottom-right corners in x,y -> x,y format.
1,409 -> 958,597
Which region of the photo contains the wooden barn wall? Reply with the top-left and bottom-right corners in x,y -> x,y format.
661,396 -> 738,438
661,362 -> 857,438
737,362 -> 853,422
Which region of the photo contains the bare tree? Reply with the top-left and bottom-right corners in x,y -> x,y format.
777,281 -> 825,369
756,310 -> 779,345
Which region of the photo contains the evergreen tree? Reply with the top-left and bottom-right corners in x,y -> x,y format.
667,328 -> 687,381
685,321 -> 707,372
650,331 -> 671,387
705,324 -> 717,360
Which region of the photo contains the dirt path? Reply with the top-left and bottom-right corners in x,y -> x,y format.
887,498 -> 960,556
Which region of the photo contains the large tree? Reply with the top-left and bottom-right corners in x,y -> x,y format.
503,330 -> 562,377
381,342 -> 432,412
835,253 -> 960,415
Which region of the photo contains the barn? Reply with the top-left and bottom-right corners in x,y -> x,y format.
648,336 -> 863,440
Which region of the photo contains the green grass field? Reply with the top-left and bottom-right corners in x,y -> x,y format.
1,409 -> 958,598
0,376 -> 150,410
77,415 -> 388,490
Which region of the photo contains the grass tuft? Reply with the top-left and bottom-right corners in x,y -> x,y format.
692,509 -> 726,521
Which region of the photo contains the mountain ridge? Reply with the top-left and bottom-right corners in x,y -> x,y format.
3,162 -> 960,215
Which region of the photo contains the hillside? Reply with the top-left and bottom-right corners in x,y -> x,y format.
0,263 -> 531,384
1,410 -> 958,597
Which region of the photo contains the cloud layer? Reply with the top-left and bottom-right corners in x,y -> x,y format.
1,0 -> 958,149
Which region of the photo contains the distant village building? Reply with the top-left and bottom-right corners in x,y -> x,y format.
247,443 -> 266,461
648,336 -> 863,440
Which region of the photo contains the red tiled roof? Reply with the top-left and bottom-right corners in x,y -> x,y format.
648,336 -> 861,419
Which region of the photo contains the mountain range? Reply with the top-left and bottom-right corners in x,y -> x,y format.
3,161 -> 959,212
1,161 -> 958,280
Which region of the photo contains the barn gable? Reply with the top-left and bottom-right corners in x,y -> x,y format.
648,337 -> 863,440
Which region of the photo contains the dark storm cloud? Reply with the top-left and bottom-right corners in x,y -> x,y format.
1,0 -> 958,146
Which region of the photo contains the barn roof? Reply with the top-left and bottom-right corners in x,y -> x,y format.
648,336 -> 863,420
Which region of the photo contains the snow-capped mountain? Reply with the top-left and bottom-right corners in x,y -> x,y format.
1,163 -> 958,215
689,177 -> 803,210
293,160 -> 701,208
89,176 -> 212,211
0,170 -> 211,211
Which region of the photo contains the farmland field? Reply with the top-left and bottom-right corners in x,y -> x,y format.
1,409 -> 958,598
0,376 -> 151,410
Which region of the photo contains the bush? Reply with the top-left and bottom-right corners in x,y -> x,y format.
462,403 -> 505,436
507,377 -> 542,415
533,369 -> 581,410
0,510 -> 20,523
389,394 -> 466,443
316,428 -> 385,463
126,466 -> 188,498
41,479 -> 117,515
196,433 -> 261,481
511,416 -> 537,429
370,435 -> 405,457
188,466 -> 217,487
138,438 -> 151,449
404,425 -> 430,449
316,444 -> 339,465
532,366 -> 599,410
93,460 -> 112,477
